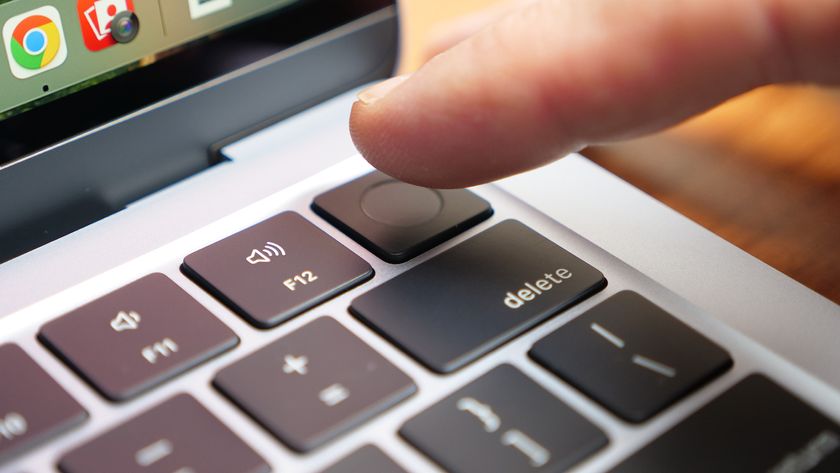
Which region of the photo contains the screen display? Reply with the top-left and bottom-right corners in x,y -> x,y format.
0,0 -> 297,120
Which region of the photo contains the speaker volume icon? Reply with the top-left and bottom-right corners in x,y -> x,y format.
246,242 -> 286,265
110,310 -> 141,332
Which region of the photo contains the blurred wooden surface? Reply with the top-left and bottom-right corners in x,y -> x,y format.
399,0 -> 840,304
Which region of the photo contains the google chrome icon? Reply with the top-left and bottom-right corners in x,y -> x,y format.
3,6 -> 68,79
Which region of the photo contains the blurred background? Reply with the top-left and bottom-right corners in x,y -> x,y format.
399,0 -> 840,304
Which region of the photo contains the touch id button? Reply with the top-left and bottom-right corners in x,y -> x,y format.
361,181 -> 443,227
313,171 -> 493,263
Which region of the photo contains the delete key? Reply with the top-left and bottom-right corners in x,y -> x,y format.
351,220 -> 607,373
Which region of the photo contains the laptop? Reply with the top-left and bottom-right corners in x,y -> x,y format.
1,0 -> 839,471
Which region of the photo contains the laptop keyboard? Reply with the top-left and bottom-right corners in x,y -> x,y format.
3,168 -> 840,472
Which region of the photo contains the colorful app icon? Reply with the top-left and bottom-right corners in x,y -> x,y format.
2,6 -> 68,79
77,0 -> 135,51
188,0 -> 233,20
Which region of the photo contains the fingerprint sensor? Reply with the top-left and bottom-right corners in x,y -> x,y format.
312,171 -> 493,263
361,181 -> 443,227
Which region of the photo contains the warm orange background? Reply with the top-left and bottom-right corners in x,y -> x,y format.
399,0 -> 840,303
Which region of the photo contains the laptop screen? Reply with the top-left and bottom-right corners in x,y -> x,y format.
0,0 -> 392,165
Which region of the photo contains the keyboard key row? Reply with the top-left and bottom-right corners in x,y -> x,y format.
45,370 -> 840,473
11,287 -> 840,472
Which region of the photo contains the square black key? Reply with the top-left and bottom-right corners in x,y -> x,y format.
401,365 -> 608,473
214,317 -> 416,452
320,445 -> 407,473
0,345 -> 87,463
39,274 -> 238,401
610,375 -> 840,472
183,212 -> 373,328
351,220 -> 606,373
59,394 -> 269,473
312,171 -> 493,263
530,291 -> 732,422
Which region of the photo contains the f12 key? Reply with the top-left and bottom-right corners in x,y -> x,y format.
184,212 -> 373,328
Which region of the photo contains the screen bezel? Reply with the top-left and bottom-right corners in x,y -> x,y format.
0,0 -> 398,264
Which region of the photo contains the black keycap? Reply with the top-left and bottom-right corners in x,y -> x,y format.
312,171 -> 493,263
214,317 -> 416,452
401,365 -> 608,473
530,291 -> 732,422
0,345 -> 86,463
351,220 -> 606,373
183,212 -> 373,328
610,375 -> 840,472
320,445 -> 407,473
59,394 -> 269,473
39,274 -> 238,401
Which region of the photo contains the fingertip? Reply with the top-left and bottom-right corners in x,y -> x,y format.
349,96 -> 413,186
351,75 -> 421,183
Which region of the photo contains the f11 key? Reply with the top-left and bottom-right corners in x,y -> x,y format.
39,274 -> 237,401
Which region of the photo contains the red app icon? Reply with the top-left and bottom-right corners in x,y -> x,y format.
77,0 -> 135,51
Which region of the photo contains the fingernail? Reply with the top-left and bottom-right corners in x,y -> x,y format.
357,75 -> 410,105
